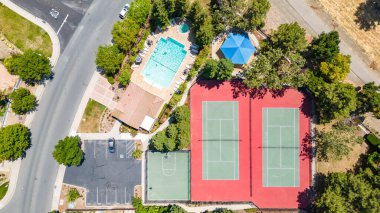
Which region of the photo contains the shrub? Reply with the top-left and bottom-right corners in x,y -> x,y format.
52,136 -> 84,166
0,124 -> 31,161
132,149 -> 142,159
0,182 -> 9,200
9,88 -> 37,115
118,66 -> 131,87
67,188 -> 81,202
365,134 -> 380,149
107,76 -> 115,85
367,152 -> 380,170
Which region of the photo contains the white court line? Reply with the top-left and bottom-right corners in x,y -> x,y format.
93,142 -> 96,158
206,102 -> 209,179
207,161 -> 235,163
268,125 -> 296,127
233,102 -> 236,179
56,14 -> 69,34
207,118 -> 235,121
266,108 -> 269,186
268,168 -> 295,170
219,120 -> 222,161
280,127 -> 282,169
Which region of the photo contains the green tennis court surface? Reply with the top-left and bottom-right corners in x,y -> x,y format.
202,101 -> 239,180
147,151 -> 190,200
263,108 -> 300,187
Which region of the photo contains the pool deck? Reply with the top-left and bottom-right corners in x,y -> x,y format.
130,23 -> 196,102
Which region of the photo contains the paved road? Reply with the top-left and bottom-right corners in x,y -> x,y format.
268,0 -> 380,84
0,0 -> 128,212
11,0 -> 93,50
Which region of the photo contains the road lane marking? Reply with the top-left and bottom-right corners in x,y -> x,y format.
57,14 -> 69,34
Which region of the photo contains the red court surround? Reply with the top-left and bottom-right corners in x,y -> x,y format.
190,81 -> 312,209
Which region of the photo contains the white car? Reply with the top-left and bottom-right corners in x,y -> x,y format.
119,3 -> 130,19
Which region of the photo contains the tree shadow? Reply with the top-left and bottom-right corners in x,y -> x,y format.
196,79 -> 225,90
297,186 -> 313,210
300,132 -> 314,160
354,0 -> 380,31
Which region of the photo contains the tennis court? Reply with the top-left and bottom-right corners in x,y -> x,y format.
263,108 -> 300,187
147,151 -> 190,201
202,101 -> 239,180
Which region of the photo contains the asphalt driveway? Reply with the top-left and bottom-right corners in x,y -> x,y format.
64,140 -> 141,206
11,0 -> 94,49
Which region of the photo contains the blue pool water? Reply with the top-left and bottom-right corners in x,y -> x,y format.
142,37 -> 187,88
179,23 -> 189,33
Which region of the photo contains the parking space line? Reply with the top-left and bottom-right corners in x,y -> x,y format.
96,187 -> 99,204
115,188 -> 118,204
94,142 -> 96,158
125,187 -> 127,203
106,188 -> 108,205
57,14 -> 69,35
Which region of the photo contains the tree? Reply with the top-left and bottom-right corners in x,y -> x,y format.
244,48 -> 307,89
0,124 -> 30,161
112,18 -> 140,52
310,31 -> 340,62
188,0 -> 214,48
151,131 -> 166,151
315,122 -> 363,162
243,0 -> 271,30
307,74 -> 357,122
9,88 -> 37,115
67,188 -> 81,202
187,0 -> 202,24
52,136 -> 84,166
166,124 -> 178,138
96,45 -> 123,77
173,105 -> 190,123
0,90 -> 6,107
202,59 -> 219,79
357,82 -> 380,118
4,50 -> 51,84
126,0 -> 152,26
118,66 -> 131,87
173,0 -> 188,18
164,0 -> 176,18
270,22 -> 308,53
315,171 -> 380,212
202,59 -> 234,80
152,0 -> 170,29
216,59 -> 234,80
319,53 -> 351,82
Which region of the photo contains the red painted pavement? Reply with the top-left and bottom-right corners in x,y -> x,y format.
190,81 -> 312,209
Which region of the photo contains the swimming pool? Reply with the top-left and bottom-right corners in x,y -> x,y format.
179,23 -> 189,33
142,37 -> 187,88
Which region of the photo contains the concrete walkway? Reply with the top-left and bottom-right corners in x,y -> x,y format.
0,0 -> 61,210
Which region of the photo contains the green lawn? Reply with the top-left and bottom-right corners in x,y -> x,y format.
78,99 -> 106,133
0,182 -> 9,200
0,3 -> 52,57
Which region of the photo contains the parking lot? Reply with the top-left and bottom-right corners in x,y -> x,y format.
64,140 -> 141,206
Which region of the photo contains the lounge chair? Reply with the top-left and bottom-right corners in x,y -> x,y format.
191,49 -> 199,54
131,64 -> 139,69
190,53 -> 196,58
150,32 -> 157,39
180,75 -> 187,81
185,64 -> 192,69
139,53 -> 146,57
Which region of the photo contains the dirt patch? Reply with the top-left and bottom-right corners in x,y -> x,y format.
134,185 -> 142,198
316,142 -> 368,174
99,108 -> 116,133
0,63 -> 18,92
58,184 -> 86,213
0,34 -> 21,59
316,0 -> 380,72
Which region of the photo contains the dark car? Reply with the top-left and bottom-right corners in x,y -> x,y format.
108,138 -> 115,153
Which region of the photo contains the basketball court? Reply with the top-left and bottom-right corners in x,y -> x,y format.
202,101 -> 239,180
146,151 -> 190,201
